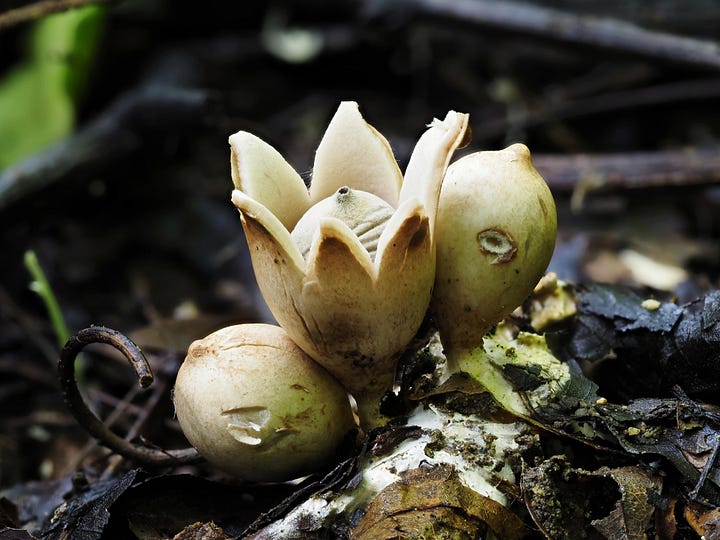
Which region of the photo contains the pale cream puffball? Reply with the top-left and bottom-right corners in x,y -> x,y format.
173,323 -> 356,481
432,143 -> 557,362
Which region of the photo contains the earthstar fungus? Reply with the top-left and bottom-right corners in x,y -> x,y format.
229,102 -> 469,429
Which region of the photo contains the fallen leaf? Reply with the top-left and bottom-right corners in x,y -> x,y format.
684,501 -> 720,539
352,464 -> 529,540
41,470 -> 137,540
172,521 -> 230,540
590,466 -> 663,540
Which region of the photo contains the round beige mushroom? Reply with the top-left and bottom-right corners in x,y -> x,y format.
432,143 -> 557,356
291,186 -> 395,261
173,323 -> 356,481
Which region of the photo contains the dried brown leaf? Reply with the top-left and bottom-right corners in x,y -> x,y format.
352,464 -> 528,540
129,315 -> 246,354
591,466 -> 662,540
171,521 -> 230,540
684,502 -> 720,539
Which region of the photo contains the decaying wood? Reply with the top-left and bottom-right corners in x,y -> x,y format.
364,0 -> 720,69
471,77 -> 720,145
534,146 -> 720,192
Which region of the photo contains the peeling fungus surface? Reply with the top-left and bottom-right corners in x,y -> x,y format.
222,406 -> 270,446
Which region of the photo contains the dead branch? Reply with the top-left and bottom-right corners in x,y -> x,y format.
0,0 -> 117,30
472,77 -> 720,142
364,0 -> 720,69
533,147 -> 720,192
59,326 -> 202,466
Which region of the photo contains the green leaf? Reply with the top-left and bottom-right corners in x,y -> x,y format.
0,5 -> 105,171
0,62 -> 74,170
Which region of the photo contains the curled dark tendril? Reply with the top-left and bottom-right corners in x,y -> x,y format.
59,325 -> 202,466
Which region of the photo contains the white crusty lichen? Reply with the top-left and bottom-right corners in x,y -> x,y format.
248,403 -> 534,538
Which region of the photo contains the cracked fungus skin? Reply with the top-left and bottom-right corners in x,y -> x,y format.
173,324 -> 356,481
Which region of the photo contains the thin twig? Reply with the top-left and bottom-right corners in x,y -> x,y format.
690,432 -> 720,501
62,383 -> 142,475
58,326 -> 202,467
0,358 -> 58,389
89,386 -> 146,419
0,285 -> 60,368
0,0 -> 115,30
101,367 -> 174,479
472,78 -> 720,142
